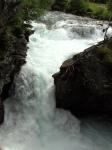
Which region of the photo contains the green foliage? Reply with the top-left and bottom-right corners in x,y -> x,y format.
54,0 -> 71,10
10,0 -> 54,27
0,0 -> 54,58
86,2 -> 110,19
97,46 -> 112,64
88,2 -> 106,13
5,0 -> 54,45
20,0 -> 54,20
108,0 -> 112,14
70,0 -> 88,14
53,0 -> 110,20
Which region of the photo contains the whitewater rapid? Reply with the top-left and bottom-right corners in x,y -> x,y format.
0,11 -> 112,150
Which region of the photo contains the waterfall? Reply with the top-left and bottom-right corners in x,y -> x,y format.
0,11 -> 112,150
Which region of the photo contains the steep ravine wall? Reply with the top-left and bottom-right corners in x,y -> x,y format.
53,38 -> 112,119
0,0 -> 30,124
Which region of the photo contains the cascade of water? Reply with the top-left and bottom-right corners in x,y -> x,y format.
0,12 -> 112,150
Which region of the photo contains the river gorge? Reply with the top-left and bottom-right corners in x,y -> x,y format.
0,11 -> 112,150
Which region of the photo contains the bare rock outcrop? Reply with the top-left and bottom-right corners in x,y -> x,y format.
53,38 -> 112,118
0,0 -> 31,124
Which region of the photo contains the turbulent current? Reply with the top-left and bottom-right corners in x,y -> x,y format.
0,11 -> 112,150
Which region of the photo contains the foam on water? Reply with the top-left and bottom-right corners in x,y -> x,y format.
0,12 -> 112,150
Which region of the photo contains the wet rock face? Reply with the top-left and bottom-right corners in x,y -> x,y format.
53,38 -> 112,118
0,0 -> 29,124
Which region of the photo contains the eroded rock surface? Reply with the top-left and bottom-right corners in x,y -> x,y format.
53,38 -> 112,118
0,0 -> 30,124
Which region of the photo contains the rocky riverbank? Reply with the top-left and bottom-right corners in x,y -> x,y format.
0,1 -> 32,124
53,38 -> 112,118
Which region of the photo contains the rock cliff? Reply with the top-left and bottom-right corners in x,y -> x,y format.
53,38 -> 112,118
0,0 -> 30,124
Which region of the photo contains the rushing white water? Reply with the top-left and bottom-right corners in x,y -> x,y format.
0,11 -> 112,150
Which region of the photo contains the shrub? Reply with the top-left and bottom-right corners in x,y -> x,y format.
0,0 -> 54,55
69,0 -> 88,14
108,0 -> 112,13
54,0 -> 71,10
6,0 -> 54,37
93,6 -> 105,17
12,0 -> 54,25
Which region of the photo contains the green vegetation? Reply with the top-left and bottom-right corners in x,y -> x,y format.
53,0 -> 111,20
20,0 -> 54,20
8,0 -> 54,27
53,0 -> 89,14
6,0 -> 54,42
98,47 -> 112,63
3,0 -> 54,36
69,0 -> 88,14
87,2 -> 110,19
0,0 -> 54,59
54,0 -> 70,10
108,0 -> 112,13
97,41 -> 112,64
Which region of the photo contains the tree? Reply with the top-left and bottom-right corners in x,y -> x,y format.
0,0 -> 54,54
4,0 -> 54,39
11,0 -> 54,25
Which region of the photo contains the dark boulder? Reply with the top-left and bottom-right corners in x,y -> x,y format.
53,38 -> 112,118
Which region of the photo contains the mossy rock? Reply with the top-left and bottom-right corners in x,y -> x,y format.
97,46 -> 112,64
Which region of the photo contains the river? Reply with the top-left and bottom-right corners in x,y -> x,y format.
0,11 -> 112,150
